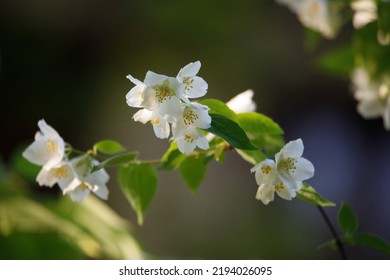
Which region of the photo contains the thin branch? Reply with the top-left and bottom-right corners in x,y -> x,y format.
317,206 -> 348,260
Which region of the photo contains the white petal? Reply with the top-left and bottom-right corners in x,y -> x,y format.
36,168 -> 58,187
226,89 -> 257,114
196,134 -> 209,150
290,157 -> 315,182
126,74 -> 142,85
68,187 -> 90,202
144,71 -> 169,87
133,109 -> 152,124
357,98 -> 384,118
383,100 -> 390,130
141,87 -> 159,111
152,117 -> 170,139
275,184 -> 295,201
157,96 -> 182,119
93,184 -> 109,200
255,184 -> 275,205
178,61 -> 201,78
186,76 -> 208,98
279,138 -> 304,159
176,137 -> 196,154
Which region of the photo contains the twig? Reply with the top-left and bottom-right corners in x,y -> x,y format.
317,206 -> 348,260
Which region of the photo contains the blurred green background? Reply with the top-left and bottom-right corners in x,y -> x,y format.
1,0 -> 389,259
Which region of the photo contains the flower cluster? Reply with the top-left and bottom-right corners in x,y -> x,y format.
126,61 -> 211,154
23,120 -> 109,202
276,0 -> 342,39
251,139 -> 314,205
352,68 -> 390,130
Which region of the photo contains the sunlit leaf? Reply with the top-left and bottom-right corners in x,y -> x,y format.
338,202 -> 358,235
204,114 -> 258,150
297,184 -> 336,207
236,112 -> 284,156
199,98 -> 238,122
118,163 -> 158,225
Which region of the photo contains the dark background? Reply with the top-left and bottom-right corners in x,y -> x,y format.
1,0 -> 389,259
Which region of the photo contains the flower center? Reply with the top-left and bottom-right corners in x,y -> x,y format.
280,157 -> 297,173
184,134 -> 194,143
261,165 -> 272,175
274,182 -> 285,193
183,107 -> 199,126
155,83 -> 174,103
46,140 -> 58,153
150,118 -> 160,127
54,166 -> 68,178
182,77 -> 194,91
79,183 -> 89,190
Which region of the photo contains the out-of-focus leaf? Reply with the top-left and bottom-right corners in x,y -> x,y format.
338,202 -> 358,235
93,140 -> 125,155
297,184 -> 336,207
92,152 -> 138,172
118,163 -> 158,225
353,232 -> 390,255
317,45 -> 355,77
159,142 -> 186,171
179,155 -> 212,193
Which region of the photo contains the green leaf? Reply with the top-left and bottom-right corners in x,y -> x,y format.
237,112 -> 284,156
199,99 -> 238,122
204,113 -> 258,150
179,156 -> 212,193
118,163 -> 158,225
317,45 -> 355,77
297,184 -> 336,207
338,202 -> 358,235
353,233 -> 390,255
92,152 -> 138,172
93,140 -> 125,155
159,142 -> 186,170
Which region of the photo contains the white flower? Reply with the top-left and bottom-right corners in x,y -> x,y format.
351,0 -> 377,29
126,74 -> 146,108
275,139 -> 315,189
251,139 -> 314,205
176,61 -> 208,99
277,0 -> 340,38
172,125 -> 210,154
35,156 -> 109,202
62,156 -> 109,202
171,101 -> 211,154
23,119 -> 65,171
36,160 -> 79,189
251,159 -> 297,205
352,68 -> 390,130
133,108 -> 171,139
141,71 -> 183,120
226,89 -> 257,114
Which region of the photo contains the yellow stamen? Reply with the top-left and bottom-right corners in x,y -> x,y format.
261,165 -> 272,175
46,140 -> 58,153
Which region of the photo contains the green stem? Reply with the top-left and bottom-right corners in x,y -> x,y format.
317,206 -> 347,260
